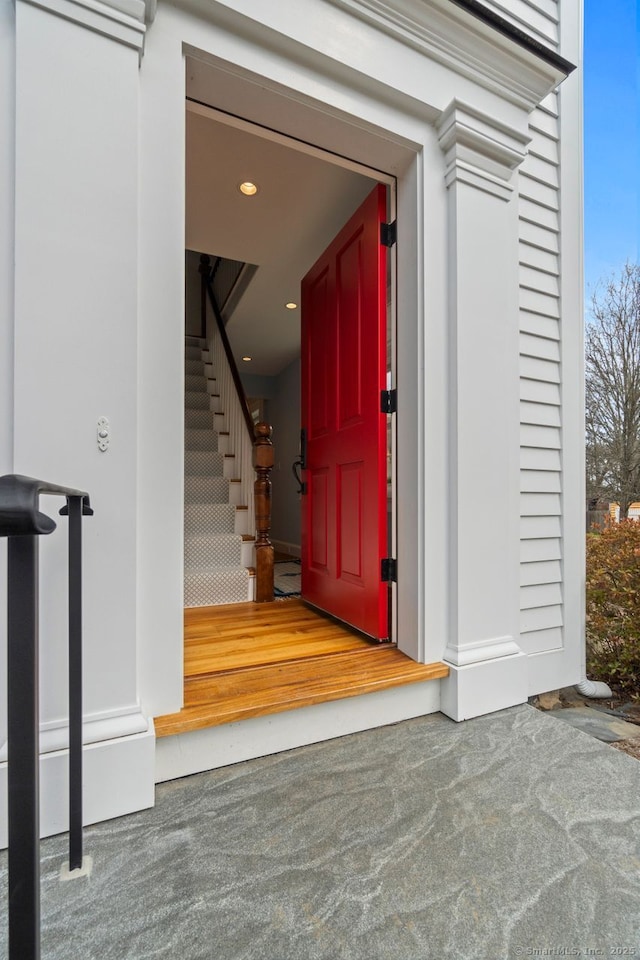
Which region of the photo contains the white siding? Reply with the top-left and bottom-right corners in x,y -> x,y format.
481,0 -> 559,48
518,68 -> 563,658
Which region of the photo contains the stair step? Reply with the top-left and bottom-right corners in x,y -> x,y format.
185,359 -> 204,375
156,601 -> 448,738
184,450 -> 224,477
185,503 -> 236,535
183,336 -> 251,612
184,565 -> 251,608
185,409 -> 215,429
185,390 -> 210,410
185,533 -> 242,567
184,476 -> 230,503
185,373 -> 208,392
184,534 -> 253,568
185,428 -> 219,452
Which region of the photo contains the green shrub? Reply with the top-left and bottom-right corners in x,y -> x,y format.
586,520 -> 640,699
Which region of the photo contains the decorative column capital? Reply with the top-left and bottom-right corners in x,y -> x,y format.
436,100 -> 530,201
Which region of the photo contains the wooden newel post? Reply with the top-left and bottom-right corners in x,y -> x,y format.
253,422 -> 275,602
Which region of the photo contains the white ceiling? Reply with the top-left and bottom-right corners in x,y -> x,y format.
185,106 -> 378,377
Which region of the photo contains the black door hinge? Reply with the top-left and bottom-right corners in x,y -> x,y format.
381,389 -> 397,414
380,221 -> 397,247
381,558 -> 397,582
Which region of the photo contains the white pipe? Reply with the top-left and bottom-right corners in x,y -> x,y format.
576,678 -> 612,698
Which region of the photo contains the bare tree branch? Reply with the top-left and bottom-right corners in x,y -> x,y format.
585,263 -> 640,517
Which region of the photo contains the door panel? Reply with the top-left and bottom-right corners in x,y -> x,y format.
301,183 -> 389,639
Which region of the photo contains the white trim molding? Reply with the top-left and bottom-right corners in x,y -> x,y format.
436,100 -> 530,201
443,633 -> 522,668
18,0 -> 147,52
0,709 -> 154,846
325,0 -> 568,110
436,96 -> 528,721
0,704 -> 148,762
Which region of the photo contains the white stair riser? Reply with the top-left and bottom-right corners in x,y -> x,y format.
241,540 -> 255,567
234,509 -> 250,536
228,481 -> 242,505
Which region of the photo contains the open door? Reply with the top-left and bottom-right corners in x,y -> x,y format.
301,184 -> 390,640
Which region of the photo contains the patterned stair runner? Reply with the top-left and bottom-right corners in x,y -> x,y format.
184,337 -> 252,606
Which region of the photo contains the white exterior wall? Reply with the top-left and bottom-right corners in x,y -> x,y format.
0,0 -> 583,836
515,0 -> 585,692
483,0 -> 558,46
0,0 -> 155,845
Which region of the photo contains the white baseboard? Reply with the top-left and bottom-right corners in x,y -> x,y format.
0,712 -> 155,847
439,653 -> 528,721
272,540 -> 301,558
155,679 -> 442,783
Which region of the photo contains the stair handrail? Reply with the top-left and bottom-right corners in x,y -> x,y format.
199,254 -> 254,440
0,474 -> 93,960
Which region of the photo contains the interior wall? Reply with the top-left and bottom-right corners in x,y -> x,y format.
269,357 -> 302,551
240,373 -> 277,400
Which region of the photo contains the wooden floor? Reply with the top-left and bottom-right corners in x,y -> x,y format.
155,599 -> 449,737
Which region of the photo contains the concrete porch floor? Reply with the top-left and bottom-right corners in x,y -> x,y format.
1,703 -> 639,959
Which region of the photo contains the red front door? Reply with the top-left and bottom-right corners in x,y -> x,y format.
301,184 -> 389,640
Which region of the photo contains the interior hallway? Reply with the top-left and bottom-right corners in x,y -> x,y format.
1,704 -> 639,958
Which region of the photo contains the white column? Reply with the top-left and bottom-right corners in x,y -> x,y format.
0,0 -> 155,844
436,101 -> 529,721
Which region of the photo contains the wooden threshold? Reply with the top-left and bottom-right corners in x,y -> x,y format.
155,600 -> 448,737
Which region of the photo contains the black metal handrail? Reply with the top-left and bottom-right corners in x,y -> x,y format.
0,474 -> 93,960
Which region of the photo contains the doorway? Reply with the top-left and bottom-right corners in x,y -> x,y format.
184,99 -> 397,655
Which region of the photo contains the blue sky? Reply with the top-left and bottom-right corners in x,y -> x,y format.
583,0 -> 639,300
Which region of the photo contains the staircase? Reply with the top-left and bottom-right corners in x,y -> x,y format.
184,336 -> 255,607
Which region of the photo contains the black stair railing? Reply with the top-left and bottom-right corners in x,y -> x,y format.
0,475 -> 93,960
199,253 -> 255,440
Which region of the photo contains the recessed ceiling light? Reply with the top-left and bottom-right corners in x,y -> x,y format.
238,181 -> 258,196
285,302 -> 298,310
242,356 -> 252,362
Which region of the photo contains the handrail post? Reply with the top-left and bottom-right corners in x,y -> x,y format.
1,474 -> 93,960
7,534 -> 41,960
253,423 -> 274,602
67,496 -> 83,871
